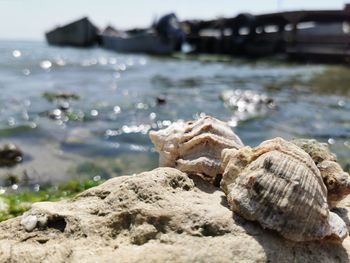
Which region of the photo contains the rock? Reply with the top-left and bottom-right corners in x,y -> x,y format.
292,138 -> 350,207
156,95 -> 167,105
20,214 -> 38,232
47,109 -> 63,120
0,167 -> 350,262
291,138 -> 337,163
0,144 -> 23,167
220,89 -> 275,112
42,91 -> 80,102
58,101 -> 70,111
219,89 -> 276,123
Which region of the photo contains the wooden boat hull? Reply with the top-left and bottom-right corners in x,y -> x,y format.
46,17 -> 98,47
101,34 -> 176,55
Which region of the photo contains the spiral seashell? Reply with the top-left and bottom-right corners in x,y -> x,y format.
149,116 -> 244,185
292,138 -> 350,207
221,137 -> 348,242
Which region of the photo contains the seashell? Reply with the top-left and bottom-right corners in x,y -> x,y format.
220,137 -> 348,242
149,116 -> 244,185
292,138 -> 350,207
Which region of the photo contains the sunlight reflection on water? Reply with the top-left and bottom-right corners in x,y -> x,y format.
0,40 -> 349,187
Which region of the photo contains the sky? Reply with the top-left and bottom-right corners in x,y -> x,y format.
0,0 -> 347,40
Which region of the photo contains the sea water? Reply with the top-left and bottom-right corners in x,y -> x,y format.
0,40 -> 349,187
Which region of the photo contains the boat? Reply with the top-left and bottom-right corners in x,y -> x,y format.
46,17 -> 99,47
101,31 -> 177,55
100,13 -> 185,55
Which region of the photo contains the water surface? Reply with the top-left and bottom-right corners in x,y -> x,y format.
0,40 -> 349,190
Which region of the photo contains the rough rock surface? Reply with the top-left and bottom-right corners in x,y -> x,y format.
0,168 -> 350,263
291,138 -> 350,207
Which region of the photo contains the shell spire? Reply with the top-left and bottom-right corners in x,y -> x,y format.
150,116 -> 244,185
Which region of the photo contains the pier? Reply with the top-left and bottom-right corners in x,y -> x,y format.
183,4 -> 350,62
45,5 -> 350,62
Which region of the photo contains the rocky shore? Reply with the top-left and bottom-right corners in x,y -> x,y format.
0,167 -> 349,262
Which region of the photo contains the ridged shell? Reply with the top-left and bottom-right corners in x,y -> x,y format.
292,138 -> 350,207
221,137 -> 348,242
149,116 -> 244,185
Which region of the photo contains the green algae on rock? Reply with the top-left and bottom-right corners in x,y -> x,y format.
42,92 -> 80,102
0,179 -> 101,222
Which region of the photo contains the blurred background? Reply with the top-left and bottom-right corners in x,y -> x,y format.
0,0 -> 349,219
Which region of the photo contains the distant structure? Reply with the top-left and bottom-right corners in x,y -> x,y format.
183,4 -> 350,62
45,5 -> 350,62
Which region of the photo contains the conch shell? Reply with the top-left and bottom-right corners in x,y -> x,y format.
150,116 -> 243,185
221,137 -> 348,242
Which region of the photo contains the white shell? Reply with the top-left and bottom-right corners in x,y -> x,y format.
150,116 -> 243,185
221,137 -> 348,242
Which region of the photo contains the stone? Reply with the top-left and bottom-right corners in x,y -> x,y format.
0,168 -> 349,262
292,138 -> 350,207
20,214 -> 38,232
0,144 -> 23,167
